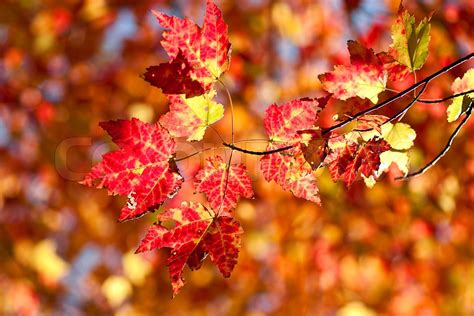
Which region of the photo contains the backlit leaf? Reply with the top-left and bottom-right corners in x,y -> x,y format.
151,0 -> 231,93
324,137 -> 390,187
447,68 -> 474,122
389,5 -> 431,71
80,118 -> 183,222
194,155 -> 254,212
160,90 -> 224,141
376,52 -> 411,81
260,97 -> 327,203
379,150 -> 409,174
136,202 -> 242,296
319,41 -> 387,103
263,97 -> 326,143
261,145 -> 320,203
381,122 -> 416,150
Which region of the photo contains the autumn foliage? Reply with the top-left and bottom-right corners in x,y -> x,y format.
79,0 -> 474,297
1,0 -> 474,314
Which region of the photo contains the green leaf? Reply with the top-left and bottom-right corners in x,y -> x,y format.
389,6 -> 431,71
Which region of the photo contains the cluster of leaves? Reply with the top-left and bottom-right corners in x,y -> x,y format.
81,1 -> 473,296
82,0 -> 251,296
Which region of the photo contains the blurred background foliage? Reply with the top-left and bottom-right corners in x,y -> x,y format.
0,0 -> 473,315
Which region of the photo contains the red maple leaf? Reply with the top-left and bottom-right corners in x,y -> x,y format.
260,144 -> 321,204
376,52 -> 411,82
263,97 -> 326,143
194,155 -> 254,212
148,0 -> 231,95
319,41 -> 387,103
80,118 -> 183,221
260,97 -> 327,203
143,51 -> 205,98
356,114 -> 389,133
324,137 -> 390,186
136,201 -> 242,296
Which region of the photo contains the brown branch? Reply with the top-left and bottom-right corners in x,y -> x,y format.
396,100 -> 473,180
417,89 -> 473,104
181,54 -> 474,159
390,82 -> 427,122
223,142 -> 293,155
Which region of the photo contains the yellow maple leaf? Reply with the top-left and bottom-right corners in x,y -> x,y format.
381,122 -> 416,150
160,90 -> 224,141
447,68 -> 474,122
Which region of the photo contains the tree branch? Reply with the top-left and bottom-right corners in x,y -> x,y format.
223,142 -> 293,155
391,82 -> 427,122
181,55 -> 474,161
321,52 -> 474,136
417,89 -> 473,104
396,100 -> 473,180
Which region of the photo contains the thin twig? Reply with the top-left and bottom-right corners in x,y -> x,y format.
174,146 -> 220,162
396,100 -> 473,180
223,142 -> 293,155
321,52 -> 474,136
391,82 -> 427,122
354,88 -> 472,132
417,89 -> 473,104
353,83 -> 427,132
208,125 -> 226,143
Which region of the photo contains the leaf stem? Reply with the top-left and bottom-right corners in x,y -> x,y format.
219,79 -> 235,144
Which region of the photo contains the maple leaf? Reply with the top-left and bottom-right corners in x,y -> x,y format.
337,97 -> 374,118
260,97 -> 327,203
356,115 -> 388,133
319,41 -> 387,103
264,97 -> 327,143
324,138 -> 359,183
302,129 -> 328,170
355,114 -> 390,141
376,52 -> 411,82
143,51 -> 205,98
381,122 -> 416,150
80,118 -> 183,222
261,144 -> 320,203
151,0 -> 231,93
389,4 -> 431,71
136,202 -> 242,296
379,150 -> 409,175
324,137 -> 390,187
447,68 -> 474,122
159,90 -> 224,141
194,155 -> 254,212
